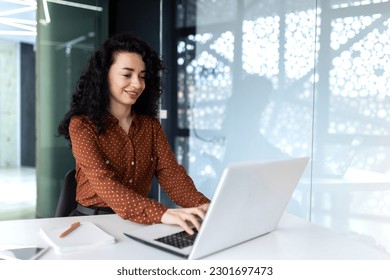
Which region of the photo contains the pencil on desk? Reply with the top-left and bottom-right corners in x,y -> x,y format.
59,221 -> 81,238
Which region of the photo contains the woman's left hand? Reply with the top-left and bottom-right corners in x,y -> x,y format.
161,203 -> 210,235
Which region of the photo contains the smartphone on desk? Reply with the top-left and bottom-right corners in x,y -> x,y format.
0,246 -> 49,260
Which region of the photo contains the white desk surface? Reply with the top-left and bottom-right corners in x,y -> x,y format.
0,213 -> 388,260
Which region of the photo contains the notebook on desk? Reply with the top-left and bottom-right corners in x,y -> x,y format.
40,221 -> 115,254
124,157 -> 309,259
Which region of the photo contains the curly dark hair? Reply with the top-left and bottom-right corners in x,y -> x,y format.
57,33 -> 165,141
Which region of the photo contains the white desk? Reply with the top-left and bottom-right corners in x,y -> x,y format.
0,213 -> 388,260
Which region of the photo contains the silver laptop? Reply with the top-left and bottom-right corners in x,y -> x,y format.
124,157 -> 309,259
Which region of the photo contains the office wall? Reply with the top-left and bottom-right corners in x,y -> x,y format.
109,0 -> 161,52
0,40 -> 19,167
21,43 -> 36,167
174,0 -> 390,253
0,41 -> 36,168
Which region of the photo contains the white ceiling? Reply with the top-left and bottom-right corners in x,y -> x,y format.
0,0 -> 36,45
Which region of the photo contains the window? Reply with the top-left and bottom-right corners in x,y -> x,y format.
171,0 -> 390,253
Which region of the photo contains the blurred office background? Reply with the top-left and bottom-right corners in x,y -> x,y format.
0,0 -> 389,254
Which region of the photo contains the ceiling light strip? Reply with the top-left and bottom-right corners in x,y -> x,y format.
42,0 -> 51,23
0,19 -> 36,31
0,6 -> 36,17
0,30 -> 36,36
0,17 -> 36,26
1,0 -> 36,6
47,0 -> 103,12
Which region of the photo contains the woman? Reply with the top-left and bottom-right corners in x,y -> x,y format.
58,33 -> 209,234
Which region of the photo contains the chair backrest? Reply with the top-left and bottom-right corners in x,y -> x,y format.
55,169 -> 77,217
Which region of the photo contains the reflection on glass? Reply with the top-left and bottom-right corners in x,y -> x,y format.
176,0 -> 390,253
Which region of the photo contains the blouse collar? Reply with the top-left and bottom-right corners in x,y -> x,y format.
104,111 -> 139,127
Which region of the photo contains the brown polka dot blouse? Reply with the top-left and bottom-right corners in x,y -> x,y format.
69,113 -> 210,224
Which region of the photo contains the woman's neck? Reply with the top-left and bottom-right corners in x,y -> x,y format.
109,104 -> 132,133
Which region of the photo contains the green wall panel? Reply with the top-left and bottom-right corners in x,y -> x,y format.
36,0 -> 108,217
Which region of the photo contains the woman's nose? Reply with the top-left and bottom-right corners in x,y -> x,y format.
130,77 -> 143,89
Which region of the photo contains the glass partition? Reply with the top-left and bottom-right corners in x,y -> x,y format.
36,0 -> 108,217
173,0 -> 390,253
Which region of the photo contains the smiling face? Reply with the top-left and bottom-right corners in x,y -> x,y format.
107,51 -> 146,114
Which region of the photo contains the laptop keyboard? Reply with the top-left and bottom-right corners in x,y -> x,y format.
155,229 -> 198,249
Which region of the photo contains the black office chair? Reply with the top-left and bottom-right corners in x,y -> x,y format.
55,169 -> 77,217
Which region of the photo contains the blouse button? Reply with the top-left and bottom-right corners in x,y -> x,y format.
105,160 -> 110,164
131,161 -> 135,165
129,179 -> 133,183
